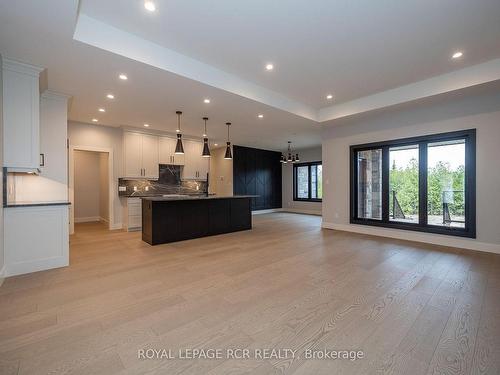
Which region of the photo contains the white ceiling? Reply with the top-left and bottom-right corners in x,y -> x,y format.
1,0 -> 500,151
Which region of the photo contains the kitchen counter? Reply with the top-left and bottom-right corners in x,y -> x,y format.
141,194 -> 256,202
4,201 -> 71,208
142,195 -> 255,245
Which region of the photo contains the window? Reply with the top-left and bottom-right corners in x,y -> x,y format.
350,129 -> 475,238
294,161 -> 322,202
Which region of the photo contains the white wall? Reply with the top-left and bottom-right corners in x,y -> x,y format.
0,54 -> 4,283
322,87 -> 500,253
74,150 -> 100,222
68,121 -> 123,228
282,147 -> 322,215
209,146 -> 233,196
99,152 -> 109,222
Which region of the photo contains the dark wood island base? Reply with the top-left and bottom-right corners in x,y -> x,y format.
142,196 -> 254,245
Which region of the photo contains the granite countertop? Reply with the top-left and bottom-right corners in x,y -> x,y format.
122,192 -> 211,198
4,201 -> 71,208
142,195 -> 258,202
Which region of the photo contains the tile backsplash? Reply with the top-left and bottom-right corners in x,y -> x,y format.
118,165 -> 207,197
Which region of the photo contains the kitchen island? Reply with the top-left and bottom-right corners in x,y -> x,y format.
141,195 -> 255,245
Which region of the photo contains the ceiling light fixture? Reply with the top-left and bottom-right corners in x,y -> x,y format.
144,123 -> 150,127
203,98 -> 210,104
452,51 -> 463,59
119,74 -> 128,80
224,122 -> 232,159
258,114 -> 264,118
144,1 -> 156,12
202,117 -> 211,158
265,63 -> 274,71
98,108 -> 105,112
92,118 -> 98,122
281,141 -> 299,164
326,94 -> 333,100
174,111 -> 184,154
214,143 -> 218,146
106,94 -> 115,99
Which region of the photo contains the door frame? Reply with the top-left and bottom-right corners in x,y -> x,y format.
68,145 -> 114,234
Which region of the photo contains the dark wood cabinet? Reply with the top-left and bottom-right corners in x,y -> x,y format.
233,145 -> 282,211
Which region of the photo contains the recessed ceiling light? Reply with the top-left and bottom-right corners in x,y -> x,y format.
119,74 -> 128,80
452,51 -> 463,59
144,123 -> 150,127
258,114 -> 264,118
92,118 -> 98,122
98,108 -> 105,112
144,1 -> 156,12
204,98 -> 210,104
106,94 -> 115,99
326,94 -> 333,100
265,63 -> 274,71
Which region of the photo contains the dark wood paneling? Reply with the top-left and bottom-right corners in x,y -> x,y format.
233,145 -> 282,210
143,197 -> 252,245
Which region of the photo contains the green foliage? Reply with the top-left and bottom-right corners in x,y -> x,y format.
389,159 -> 465,217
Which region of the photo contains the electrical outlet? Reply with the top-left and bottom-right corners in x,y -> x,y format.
118,186 -> 126,192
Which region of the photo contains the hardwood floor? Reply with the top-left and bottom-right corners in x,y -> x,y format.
0,213 -> 498,375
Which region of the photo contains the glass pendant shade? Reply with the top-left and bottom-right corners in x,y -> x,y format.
175,133 -> 184,154
202,138 -> 211,157
224,142 -> 232,159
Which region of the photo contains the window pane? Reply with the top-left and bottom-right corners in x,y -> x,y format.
311,165 -> 317,199
389,145 -> 419,224
296,166 -> 309,199
317,165 -> 322,199
427,139 -> 465,228
357,149 -> 382,219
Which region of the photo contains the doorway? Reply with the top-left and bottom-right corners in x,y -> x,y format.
69,146 -> 114,234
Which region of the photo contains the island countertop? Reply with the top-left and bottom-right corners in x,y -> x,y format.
141,195 -> 257,202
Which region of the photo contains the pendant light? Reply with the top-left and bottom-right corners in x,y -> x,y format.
224,122 -> 232,159
287,141 -> 293,162
174,111 -> 184,154
202,117 -> 211,158
280,141 -> 298,164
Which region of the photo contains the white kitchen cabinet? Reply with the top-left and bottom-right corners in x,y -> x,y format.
123,132 -> 159,179
2,58 -> 44,171
4,205 -> 69,276
141,134 -> 159,179
182,140 -> 209,180
122,197 -> 142,231
159,136 -> 185,165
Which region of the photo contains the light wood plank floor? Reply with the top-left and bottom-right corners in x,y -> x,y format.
0,213 -> 499,375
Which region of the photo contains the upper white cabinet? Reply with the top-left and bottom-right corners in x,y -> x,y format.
2,58 -> 44,171
159,136 -> 185,165
183,140 -> 209,180
123,132 -> 159,179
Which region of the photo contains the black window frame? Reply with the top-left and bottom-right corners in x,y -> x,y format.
350,129 -> 476,238
293,161 -> 322,202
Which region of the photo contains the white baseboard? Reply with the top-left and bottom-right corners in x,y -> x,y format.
99,217 -> 109,223
322,221 -> 500,255
252,208 -> 283,215
74,216 -> 101,223
282,208 -> 322,216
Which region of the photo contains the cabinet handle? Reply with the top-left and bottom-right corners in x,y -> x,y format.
40,153 -> 45,167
